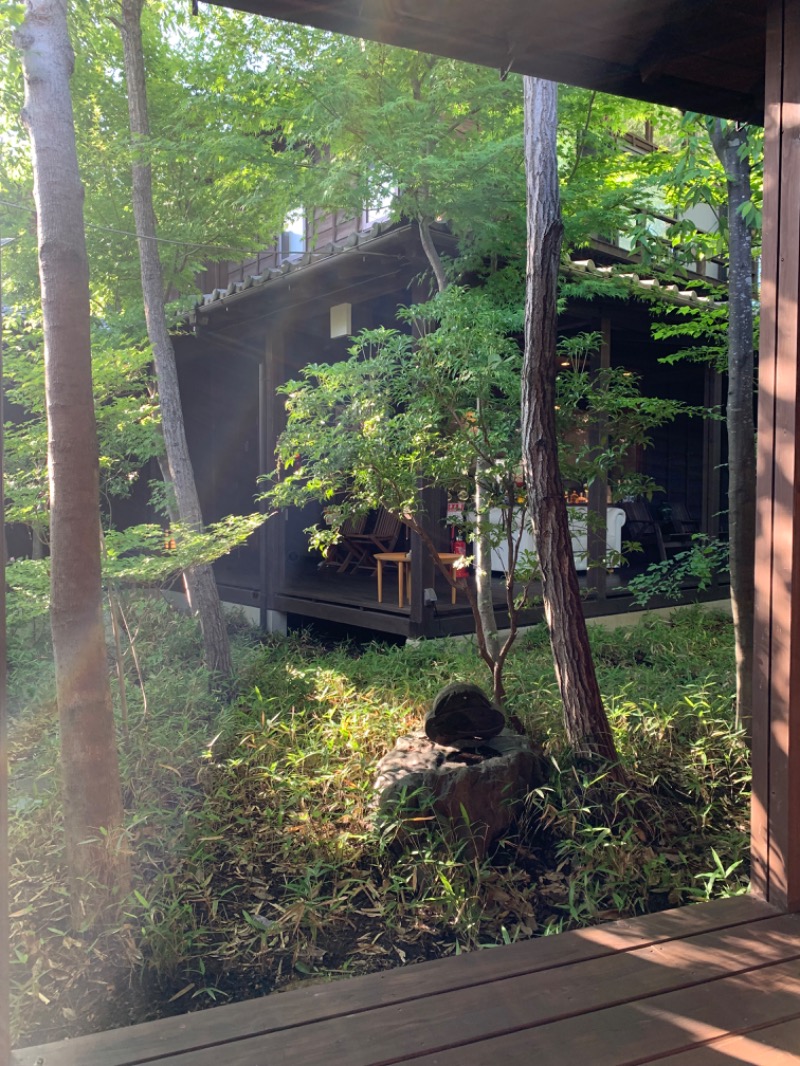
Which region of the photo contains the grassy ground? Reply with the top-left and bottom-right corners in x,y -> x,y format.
8,599 -> 748,1047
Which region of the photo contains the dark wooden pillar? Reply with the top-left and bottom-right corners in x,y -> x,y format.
409,486 -> 447,639
586,313 -> 611,597
751,0 -> 800,911
261,324 -> 288,631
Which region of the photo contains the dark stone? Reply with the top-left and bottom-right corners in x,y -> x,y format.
424,682 -> 505,746
373,728 -> 547,858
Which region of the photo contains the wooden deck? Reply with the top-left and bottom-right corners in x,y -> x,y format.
217,557 -> 730,639
14,897 -> 800,1065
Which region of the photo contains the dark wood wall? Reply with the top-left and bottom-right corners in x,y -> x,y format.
176,332 -> 261,587
278,295 -> 395,585
558,301 -> 719,534
615,327 -> 710,522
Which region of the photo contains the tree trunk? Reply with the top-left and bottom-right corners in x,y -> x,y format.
31,525 -> 45,560
474,452 -> 500,663
418,218 -> 501,661
17,0 -> 129,924
709,120 -> 756,741
521,77 -> 619,765
119,0 -> 232,682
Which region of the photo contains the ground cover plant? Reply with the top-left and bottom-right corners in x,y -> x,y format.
8,600 -> 748,1047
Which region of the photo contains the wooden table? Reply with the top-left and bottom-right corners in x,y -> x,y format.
375,552 -> 461,608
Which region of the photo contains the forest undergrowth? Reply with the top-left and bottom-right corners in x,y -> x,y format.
8,599 -> 748,1046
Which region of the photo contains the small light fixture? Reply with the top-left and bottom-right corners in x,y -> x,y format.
330,302 -> 352,338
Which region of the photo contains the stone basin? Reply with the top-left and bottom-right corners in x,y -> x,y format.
373,727 -> 546,858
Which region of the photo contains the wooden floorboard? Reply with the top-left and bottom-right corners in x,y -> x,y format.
409,958 -> 800,1065
13,898 -> 788,1066
109,915 -> 800,1066
277,564 -> 638,613
664,1017 -> 800,1063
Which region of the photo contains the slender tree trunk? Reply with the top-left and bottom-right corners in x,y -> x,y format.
418,218 -> 501,659
31,525 -> 45,560
17,0 -> 129,924
119,0 -> 232,681
522,77 -> 618,765
418,216 -> 449,295
475,452 -> 500,662
709,120 -> 756,741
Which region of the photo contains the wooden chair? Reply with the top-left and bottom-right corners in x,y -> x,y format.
667,501 -> 700,534
347,507 -> 404,571
333,512 -> 371,572
620,499 -> 660,558
653,500 -> 698,560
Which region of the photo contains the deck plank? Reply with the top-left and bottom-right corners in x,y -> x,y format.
663,1015 -> 800,1062
134,914 -> 800,1066
11,898 -> 781,1066
13,900 -> 786,1066
408,957 -> 800,1066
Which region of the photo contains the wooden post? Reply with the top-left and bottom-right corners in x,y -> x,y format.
751,0 -> 800,912
261,326 -> 288,631
409,486 -> 446,639
586,313 -> 611,597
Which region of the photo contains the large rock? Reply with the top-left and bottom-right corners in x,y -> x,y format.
373,728 -> 546,858
424,682 -> 506,746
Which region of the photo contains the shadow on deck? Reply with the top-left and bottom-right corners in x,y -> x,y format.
14,897 -> 800,1065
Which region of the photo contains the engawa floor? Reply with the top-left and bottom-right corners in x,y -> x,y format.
14,896 -> 800,1065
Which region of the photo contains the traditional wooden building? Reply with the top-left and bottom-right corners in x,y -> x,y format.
176,213 -> 726,639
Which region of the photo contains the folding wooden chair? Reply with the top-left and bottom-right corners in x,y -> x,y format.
668,501 -> 700,534
347,507 -> 404,571
334,512 -> 371,572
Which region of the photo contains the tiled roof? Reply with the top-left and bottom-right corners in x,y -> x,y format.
189,224 -> 721,322
192,219 -> 408,317
565,259 -> 721,308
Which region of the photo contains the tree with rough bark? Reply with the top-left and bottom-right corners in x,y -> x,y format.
15,0 -> 129,924
651,114 -> 760,738
118,0 -> 232,682
706,120 -> 756,740
522,76 -> 619,765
